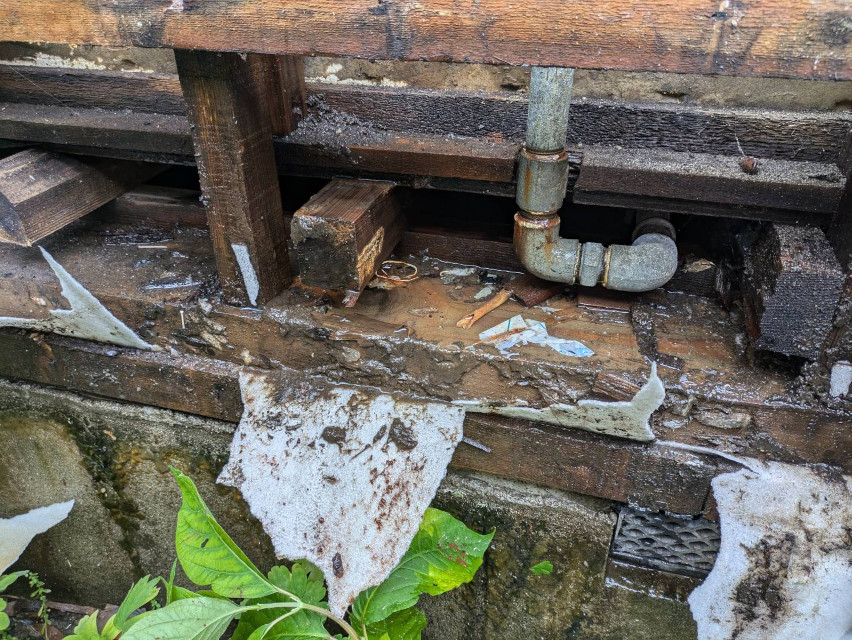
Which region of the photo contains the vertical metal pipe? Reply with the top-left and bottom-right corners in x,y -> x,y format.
526,67 -> 574,152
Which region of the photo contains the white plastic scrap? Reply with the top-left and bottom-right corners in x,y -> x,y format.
0,500 -> 74,573
458,363 -> 663,441
689,461 -> 852,640
477,314 -> 594,358
829,361 -> 852,398
0,247 -> 152,349
219,370 -> 465,616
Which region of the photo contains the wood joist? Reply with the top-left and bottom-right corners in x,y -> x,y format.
0,222 -> 848,514
1,66 -> 849,221
2,0 -> 851,80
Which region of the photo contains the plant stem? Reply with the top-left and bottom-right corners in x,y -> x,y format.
266,586 -> 362,640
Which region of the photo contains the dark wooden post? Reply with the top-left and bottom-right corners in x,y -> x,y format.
175,49 -> 292,305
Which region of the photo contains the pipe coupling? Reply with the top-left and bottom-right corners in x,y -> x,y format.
516,147 -> 570,214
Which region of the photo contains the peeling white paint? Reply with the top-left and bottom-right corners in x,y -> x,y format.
0,500 -> 74,573
231,244 -> 260,306
689,461 -> 852,640
457,363 -> 663,441
218,370 -> 465,616
0,247 -> 152,349
829,361 -> 852,398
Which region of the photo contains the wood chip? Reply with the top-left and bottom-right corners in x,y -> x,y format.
456,288 -> 512,329
510,273 -> 564,307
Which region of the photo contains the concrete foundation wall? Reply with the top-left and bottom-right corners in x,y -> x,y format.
0,377 -> 696,639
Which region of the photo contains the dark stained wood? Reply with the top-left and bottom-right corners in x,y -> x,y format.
510,273 -> 564,307
0,148 -> 161,246
740,224 -> 845,360
573,147 -> 846,222
3,1 -> 851,80
292,179 -> 405,296
175,49 -> 291,304
95,185 -> 209,229
3,66 -> 849,165
395,228 -> 522,271
250,55 -> 307,136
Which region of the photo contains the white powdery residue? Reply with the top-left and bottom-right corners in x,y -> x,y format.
219,371 -> 465,616
477,314 -> 594,358
458,363 -> 663,442
829,361 -> 852,398
0,247 -> 152,349
0,500 -> 74,573
231,244 -> 260,306
689,461 -> 852,640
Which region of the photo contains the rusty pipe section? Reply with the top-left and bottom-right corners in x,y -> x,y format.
514,67 -> 678,292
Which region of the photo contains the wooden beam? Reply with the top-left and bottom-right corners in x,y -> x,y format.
0,148 -> 161,246
250,55 -> 307,136
573,147 -> 846,223
3,66 -> 850,165
292,179 -> 405,301
175,49 -> 291,305
2,1 -> 851,80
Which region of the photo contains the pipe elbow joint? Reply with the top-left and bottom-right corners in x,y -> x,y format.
604,233 -> 678,292
513,213 -> 579,283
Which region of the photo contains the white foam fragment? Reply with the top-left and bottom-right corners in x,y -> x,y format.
231,244 -> 260,306
0,247 -> 152,349
477,314 -> 594,358
689,461 -> 852,640
829,361 -> 852,398
219,370 -> 465,616
458,363 -> 663,441
0,500 -> 74,573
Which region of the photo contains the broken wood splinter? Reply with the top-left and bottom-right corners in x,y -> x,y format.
456,288 -> 512,329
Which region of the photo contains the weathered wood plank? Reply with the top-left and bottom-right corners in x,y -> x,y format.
292,179 -> 405,298
251,55 -> 307,136
176,49 -> 291,305
3,66 -> 850,164
0,330 -> 719,516
0,148 -> 161,246
573,146 -> 846,222
2,1 -> 851,80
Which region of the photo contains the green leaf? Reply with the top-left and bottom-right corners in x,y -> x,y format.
0,611 -> 9,632
231,561 -> 328,640
0,571 -> 28,593
172,468 -> 274,599
352,508 -> 493,627
530,561 -> 553,575
66,612 -> 103,640
365,608 -> 427,640
121,596 -> 239,640
163,560 -> 198,605
102,575 -> 160,639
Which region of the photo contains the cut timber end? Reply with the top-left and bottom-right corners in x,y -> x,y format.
741,224 -> 845,361
0,148 -> 161,246
291,179 -> 405,294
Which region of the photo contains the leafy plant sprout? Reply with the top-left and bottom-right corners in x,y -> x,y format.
3,468 -> 493,640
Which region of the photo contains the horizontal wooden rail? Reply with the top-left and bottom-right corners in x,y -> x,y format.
2,1 -> 851,80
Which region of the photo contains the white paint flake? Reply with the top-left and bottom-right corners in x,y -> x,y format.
0,247 -> 152,349
0,501 -> 74,573
829,361 -> 852,398
231,244 -> 260,306
689,461 -> 852,640
458,363 -> 663,441
218,370 -> 465,616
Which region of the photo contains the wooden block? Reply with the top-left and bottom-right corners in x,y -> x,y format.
0,148 -> 161,246
741,224 -> 845,360
291,179 -> 404,297
175,49 -> 291,305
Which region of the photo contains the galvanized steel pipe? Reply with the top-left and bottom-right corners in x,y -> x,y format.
513,67 -> 678,292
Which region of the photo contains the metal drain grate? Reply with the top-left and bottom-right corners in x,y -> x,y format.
611,506 -> 720,577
